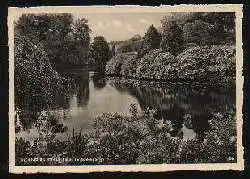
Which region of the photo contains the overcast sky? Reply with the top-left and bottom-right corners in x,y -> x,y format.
74,12 -> 170,42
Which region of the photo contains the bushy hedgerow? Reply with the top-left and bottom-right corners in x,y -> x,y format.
105,53 -> 137,76
105,45 -> 235,89
175,45 -> 236,87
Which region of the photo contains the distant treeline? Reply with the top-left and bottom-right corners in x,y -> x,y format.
108,12 -> 235,57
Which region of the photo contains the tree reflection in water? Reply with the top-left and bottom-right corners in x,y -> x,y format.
92,73 -> 107,90
74,75 -> 90,107
109,78 -> 235,140
16,74 -> 235,143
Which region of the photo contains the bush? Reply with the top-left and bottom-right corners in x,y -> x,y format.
135,49 -> 175,79
175,45 -> 236,88
15,103 -> 236,165
105,53 -> 137,76
120,56 -> 139,77
182,20 -> 216,45
14,33 -> 67,111
105,45 -> 235,90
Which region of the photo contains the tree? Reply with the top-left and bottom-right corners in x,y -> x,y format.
130,34 -> 141,41
160,20 -> 184,56
182,20 -> 215,46
186,12 -> 235,32
15,14 -> 92,67
72,18 -> 91,48
184,12 -> 235,44
89,36 -> 110,72
16,14 -> 73,43
138,25 -> 161,57
70,18 -> 91,65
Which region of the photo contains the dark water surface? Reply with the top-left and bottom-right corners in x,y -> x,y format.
16,69 -> 236,142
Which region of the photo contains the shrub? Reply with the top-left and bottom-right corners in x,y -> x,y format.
175,45 -> 236,88
120,56 -> 139,77
15,104 -> 236,165
105,45 -> 235,90
14,33 -> 66,111
105,53 -> 137,76
135,49 -> 175,79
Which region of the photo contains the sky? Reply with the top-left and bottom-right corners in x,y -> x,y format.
74,12 -> 171,42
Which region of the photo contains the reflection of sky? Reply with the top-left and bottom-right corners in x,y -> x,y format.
74,12 -> 170,41
16,79 -> 142,142
63,80 -> 141,133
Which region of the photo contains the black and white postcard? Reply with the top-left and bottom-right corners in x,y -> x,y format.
8,5 -> 244,173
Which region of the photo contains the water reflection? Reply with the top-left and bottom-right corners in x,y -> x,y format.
16,71 -> 235,142
74,75 -> 90,107
92,73 -> 107,90
109,78 -> 235,140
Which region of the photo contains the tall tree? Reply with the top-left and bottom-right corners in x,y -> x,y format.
138,25 -> 161,57
89,36 -> 110,72
160,20 -> 184,56
182,20 -> 215,46
16,14 -> 73,43
71,18 -> 91,65
185,12 -> 235,44
15,14 -> 92,66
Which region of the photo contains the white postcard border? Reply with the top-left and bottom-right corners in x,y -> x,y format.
8,4 -> 244,173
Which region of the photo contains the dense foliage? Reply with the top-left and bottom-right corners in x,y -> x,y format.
160,20 -> 184,56
106,45 -> 235,89
160,12 -> 235,45
89,36 -> 111,72
175,45 -> 236,88
14,32 -> 66,111
105,53 -> 137,76
182,20 -> 216,45
15,104 -> 236,165
105,13 -> 235,87
15,14 -> 91,68
138,25 -> 161,57
135,49 -> 176,79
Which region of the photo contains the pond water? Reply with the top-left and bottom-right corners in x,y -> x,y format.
16,69 -> 236,142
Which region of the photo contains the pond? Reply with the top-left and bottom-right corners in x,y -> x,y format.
15,68 -> 236,143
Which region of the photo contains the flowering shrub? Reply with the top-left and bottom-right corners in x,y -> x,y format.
135,49 -> 176,80
105,45 -> 235,89
105,53 -> 137,76
176,45 -> 236,88
120,56 -> 139,77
